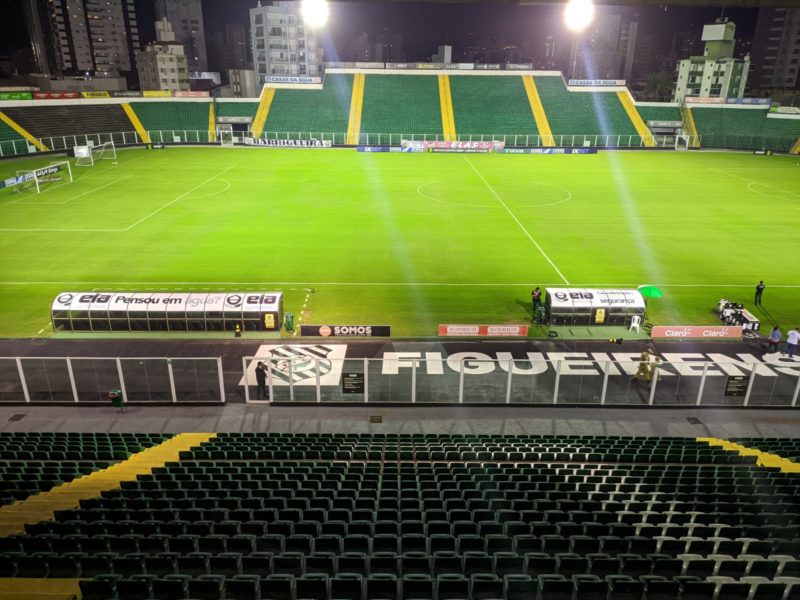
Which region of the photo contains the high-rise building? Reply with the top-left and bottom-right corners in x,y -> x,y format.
673,19 -> 750,102
750,8 -> 800,91
23,0 -> 140,78
349,33 -> 374,62
376,30 -> 404,63
250,1 -> 321,86
432,45 -> 452,64
155,0 -> 208,73
568,9 -> 640,81
136,18 -> 190,92
209,24 -> 251,75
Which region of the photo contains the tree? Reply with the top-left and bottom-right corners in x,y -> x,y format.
642,71 -> 674,102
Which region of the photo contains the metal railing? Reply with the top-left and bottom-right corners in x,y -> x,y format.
243,356 -> 800,407
2,129 -> 797,158
0,357 -> 225,404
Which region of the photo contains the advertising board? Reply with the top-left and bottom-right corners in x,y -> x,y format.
650,326 -> 743,339
33,92 -> 79,100
142,90 -> 173,97
300,325 -> 391,337
569,79 -> 625,86
0,92 -> 33,100
244,138 -> 332,148
265,76 -> 322,85
81,91 -> 110,98
438,325 -> 529,337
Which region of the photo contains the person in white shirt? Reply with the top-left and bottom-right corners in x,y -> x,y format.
786,328 -> 800,359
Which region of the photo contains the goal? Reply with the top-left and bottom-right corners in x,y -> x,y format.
675,134 -> 698,151
12,161 -> 73,194
75,141 -> 116,167
218,124 -> 234,147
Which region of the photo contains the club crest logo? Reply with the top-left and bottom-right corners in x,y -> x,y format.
240,344 -> 348,387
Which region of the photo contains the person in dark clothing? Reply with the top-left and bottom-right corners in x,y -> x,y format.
532,287 -> 542,318
255,361 -> 268,399
755,281 -> 765,306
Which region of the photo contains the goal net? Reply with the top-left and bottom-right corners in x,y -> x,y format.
218,124 -> 234,147
75,141 -> 116,167
10,161 -> 73,194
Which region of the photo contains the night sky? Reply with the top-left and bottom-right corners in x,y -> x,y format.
0,0 -> 761,64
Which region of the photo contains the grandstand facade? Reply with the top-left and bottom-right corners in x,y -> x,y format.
1,70 -> 798,157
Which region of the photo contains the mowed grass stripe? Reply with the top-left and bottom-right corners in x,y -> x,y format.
0,147 -> 798,336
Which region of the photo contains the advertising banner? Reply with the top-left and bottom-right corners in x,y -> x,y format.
684,96 -> 725,104
244,138 -> 332,148
415,63 -> 442,70
357,146 -> 402,152
650,325 -> 743,339
354,62 -> 383,69
33,92 -> 79,100
265,76 -> 322,85
569,79 -> 625,86
506,63 -> 533,70
438,324 -> 529,337
0,92 -> 33,101
111,90 -> 143,98
81,91 -> 110,98
501,147 -> 597,155
300,325 -> 391,337
142,90 -> 173,97
445,63 -> 475,70
648,120 -> 683,128
475,64 -> 502,70
725,97 -> 770,105
401,140 -> 505,153
174,90 -> 210,97
217,116 -> 252,124
385,63 -> 412,69
773,106 -> 800,115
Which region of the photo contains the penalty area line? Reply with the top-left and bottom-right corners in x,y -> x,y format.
462,155 -> 570,285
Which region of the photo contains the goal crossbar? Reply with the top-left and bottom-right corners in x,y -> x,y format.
75,141 -> 116,167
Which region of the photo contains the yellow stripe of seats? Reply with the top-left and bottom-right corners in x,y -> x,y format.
0,578 -> 83,600
251,87 -> 276,138
681,105 -> 701,148
522,76 -> 554,147
616,91 -> 655,147
0,433 -> 215,537
790,137 -> 800,155
437,74 -> 456,142
121,103 -> 150,144
346,73 -> 365,145
209,102 -> 216,143
697,437 -> 800,473
0,110 -> 48,152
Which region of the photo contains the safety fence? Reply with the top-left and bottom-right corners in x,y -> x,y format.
1,129 -> 797,158
0,357 -> 225,404
243,356 -> 800,407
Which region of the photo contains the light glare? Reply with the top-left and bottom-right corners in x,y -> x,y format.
301,0 -> 329,28
563,0 -> 595,33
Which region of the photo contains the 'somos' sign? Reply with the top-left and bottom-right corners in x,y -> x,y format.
300,325 -> 391,337
651,325 -> 743,339
438,324 -> 529,337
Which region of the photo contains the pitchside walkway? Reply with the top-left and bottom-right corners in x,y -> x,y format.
0,405 -> 798,438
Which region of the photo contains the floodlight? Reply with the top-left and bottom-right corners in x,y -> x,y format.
301,0 -> 329,28
563,0 -> 595,33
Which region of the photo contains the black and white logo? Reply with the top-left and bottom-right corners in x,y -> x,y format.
240,344 -> 348,387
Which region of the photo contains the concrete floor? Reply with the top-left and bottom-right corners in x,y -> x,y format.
0,405 -> 798,438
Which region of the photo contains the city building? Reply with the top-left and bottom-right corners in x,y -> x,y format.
349,33 -> 374,62
250,1 -> 321,86
673,19 -> 750,102
750,8 -> 800,91
376,30 -> 404,63
23,0 -> 140,80
216,69 -> 258,98
155,0 -> 208,73
431,45 -> 452,64
568,10 -> 640,81
136,18 -> 190,92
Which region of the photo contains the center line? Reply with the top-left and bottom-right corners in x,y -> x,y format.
463,155 -> 569,285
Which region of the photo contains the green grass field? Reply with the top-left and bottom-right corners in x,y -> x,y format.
0,146 -> 798,337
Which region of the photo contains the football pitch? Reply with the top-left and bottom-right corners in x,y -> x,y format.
0,146 -> 798,338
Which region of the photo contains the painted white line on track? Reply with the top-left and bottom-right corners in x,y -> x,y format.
462,155 -> 570,285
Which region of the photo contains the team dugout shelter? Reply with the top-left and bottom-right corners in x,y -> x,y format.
51,292 -> 284,332
545,288 -> 646,326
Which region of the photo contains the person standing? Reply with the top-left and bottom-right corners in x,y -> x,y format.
255,361 -> 268,399
532,287 -> 542,318
786,327 -> 799,359
767,326 -> 782,354
755,281 -> 765,305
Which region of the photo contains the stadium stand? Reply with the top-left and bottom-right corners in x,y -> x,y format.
263,74 -> 353,144
360,75 -> 443,142
636,105 -> 682,124
534,76 -> 639,143
0,433 -> 171,506
129,101 -> 211,142
215,102 -> 260,120
449,76 -> 540,138
0,119 -> 24,156
691,107 -> 800,152
0,104 -> 132,141
0,434 -> 797,600
731,438 -> 800,461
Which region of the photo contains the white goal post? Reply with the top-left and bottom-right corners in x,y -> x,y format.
12,161 -> 73,194
75,141 -> 116,167
218,124 -> 234,147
